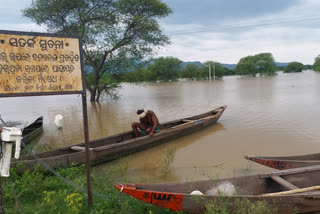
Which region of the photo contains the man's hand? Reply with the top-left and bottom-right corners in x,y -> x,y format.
149,132 -> 154,137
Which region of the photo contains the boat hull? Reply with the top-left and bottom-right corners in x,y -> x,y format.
13,106 -> 227,170
115,164 -> 320,214
245,154 -> 320,170
22,116 -> 43,144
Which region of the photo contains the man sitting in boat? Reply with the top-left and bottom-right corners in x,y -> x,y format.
132,109 -> 160,137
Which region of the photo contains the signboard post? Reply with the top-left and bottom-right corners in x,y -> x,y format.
0,30 -> 92,206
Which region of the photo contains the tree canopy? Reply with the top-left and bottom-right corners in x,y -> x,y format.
235,53 -> 276,76
283,62 -> 304,73
147,57 -> 182,82
313,55 -> 320,72
182,63 -> 199,80
23,0 -> 172,101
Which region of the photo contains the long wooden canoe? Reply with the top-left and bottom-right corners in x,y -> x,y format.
22,116 -> 43,144
13,106 -> 226,170
245,153 -> 320,170
115,164 -> 320,214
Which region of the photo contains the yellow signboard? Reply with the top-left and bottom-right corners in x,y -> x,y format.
0,30 -> 84,96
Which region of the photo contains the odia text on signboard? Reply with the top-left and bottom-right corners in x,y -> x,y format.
0,31 -> 84,96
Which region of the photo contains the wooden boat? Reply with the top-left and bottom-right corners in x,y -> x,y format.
115,164 -> 320,214
0,116 -> 43,144
13,106 -> 227,170
22,116 -> 43,144
245,154 -> 320,170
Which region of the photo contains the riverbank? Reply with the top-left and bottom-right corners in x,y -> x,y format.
2,165 -> 175,214
3,165 -> 277,214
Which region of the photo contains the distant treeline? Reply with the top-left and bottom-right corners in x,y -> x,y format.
117,53 -> 316,83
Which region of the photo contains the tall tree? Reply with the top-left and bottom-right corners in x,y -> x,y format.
23,0 -> 172,101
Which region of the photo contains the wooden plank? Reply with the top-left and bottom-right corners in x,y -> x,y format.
71,146 -> 92,151
270,175 -> 299,190
260,164 -> 320,178
182,120 -> 194,122
261,185 -> 320,196
202,114 -> 218,120
170,121 -> 194,129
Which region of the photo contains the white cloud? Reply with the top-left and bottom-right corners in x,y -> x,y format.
1,0 -> 320,64
158,0 -> 320,64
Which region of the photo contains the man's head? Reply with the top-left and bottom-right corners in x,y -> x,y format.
137,109 -> 147,119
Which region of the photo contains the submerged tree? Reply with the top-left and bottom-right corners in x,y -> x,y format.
313,55 -> 320,72
235,53 -> 276,76
283,62 -> 304,73
181,63 -> 200,80
23,0 -> 172,101
147,57 -> 182,82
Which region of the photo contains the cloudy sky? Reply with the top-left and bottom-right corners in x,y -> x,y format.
1,0 -> 320,64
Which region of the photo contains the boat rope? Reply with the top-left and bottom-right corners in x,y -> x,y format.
21,141 -> 126,202
8,177 -> 25,214
245,159 -> 253,176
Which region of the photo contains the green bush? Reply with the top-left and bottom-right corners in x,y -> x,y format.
2,165 -> 175,214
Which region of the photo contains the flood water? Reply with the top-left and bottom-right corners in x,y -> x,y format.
1,70 -> 320,183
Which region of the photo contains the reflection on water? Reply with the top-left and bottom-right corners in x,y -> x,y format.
1,70 -> 320,182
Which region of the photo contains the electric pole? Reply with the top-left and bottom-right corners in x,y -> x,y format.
213,62 -> 215,81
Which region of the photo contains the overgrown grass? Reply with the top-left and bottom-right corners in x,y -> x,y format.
205,197 -> 278,214
2,164 -> 175,214
2,161 -> 283,214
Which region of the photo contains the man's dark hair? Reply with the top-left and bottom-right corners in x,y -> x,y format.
137,109 -> 144,115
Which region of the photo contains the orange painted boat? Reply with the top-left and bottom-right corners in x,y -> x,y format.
245,153 -> 320,170
115,164 -> 320,214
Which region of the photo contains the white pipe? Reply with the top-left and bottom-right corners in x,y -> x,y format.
0,127 -> 22,177
14,136 -> 21,159
0,142 -> 12,177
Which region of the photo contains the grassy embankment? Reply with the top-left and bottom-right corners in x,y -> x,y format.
2,148 -> 279,214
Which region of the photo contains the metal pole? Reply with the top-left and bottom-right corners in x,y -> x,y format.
0,178 -> 4,214
81,93 -> 93,206
209,65 -> 211,81
0,117 -> 5,214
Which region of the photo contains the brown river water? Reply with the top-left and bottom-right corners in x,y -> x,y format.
1,70 -> 320,183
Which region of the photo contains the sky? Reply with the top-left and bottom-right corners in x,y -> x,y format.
1,0 -> 320,64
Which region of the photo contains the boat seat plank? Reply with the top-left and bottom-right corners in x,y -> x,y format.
202,114 -> 218,120
270,175 -> 299,190
260,164 -> 320,178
